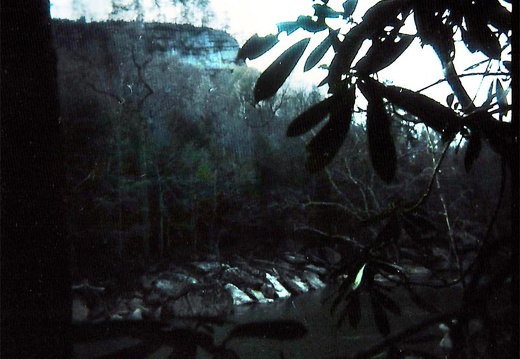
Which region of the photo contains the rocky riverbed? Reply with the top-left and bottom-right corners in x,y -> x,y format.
72,246 -> 345,323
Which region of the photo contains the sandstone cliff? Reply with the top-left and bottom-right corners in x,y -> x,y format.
52,20 -> 239,69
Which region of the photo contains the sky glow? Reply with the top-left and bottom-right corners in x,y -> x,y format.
50,0 -> 511,110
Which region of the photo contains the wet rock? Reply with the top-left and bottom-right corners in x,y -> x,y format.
167,271 -> 199,284
222,267 -> 264,290
305,264 -> 327,275
231,256 -> 263,277
161,286 -> 233,319
246,288 -> 274,303
129,308 -> 143,321
154,279 -> 190,298
265,273 -> 291,298
112,298 -> 131,317
302,270 -> 326,290
128,297 -> 145,311
282,252 -> 308,265
280,275 -> 309,295
145,292 -> 162,306
305,247 -> 342,266
404,265 -> 432,282
132,291 -> 144,299
191,261 -> 223,274
110,314 -> 124,321
72,296 -> 89,322
260,283 -> 277,299
224,283 -> 254,305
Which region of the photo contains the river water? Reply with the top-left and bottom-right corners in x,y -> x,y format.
201,284 -> 461,359
75,284 -> 461,359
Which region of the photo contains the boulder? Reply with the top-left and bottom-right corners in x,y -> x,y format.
265,273 -> 291,298
161,286 -> 233,319
221,267 -> 264,290
153,279 -> 190,299
191,261 -> 224,274
304,264 -> 327,275
224,283 -> 254,305
280,275 -> 309,295
260,283 -> 277,299
246,288 -> 274,304
305,247 -> 342,266
302,271 -> 326,290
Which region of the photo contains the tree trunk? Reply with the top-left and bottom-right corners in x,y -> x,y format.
2,1 -> 72,357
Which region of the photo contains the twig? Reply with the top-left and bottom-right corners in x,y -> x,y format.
417,71 -> 510,94
425,128 -> 465,288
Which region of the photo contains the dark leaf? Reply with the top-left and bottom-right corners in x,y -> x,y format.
371,292 -> 391,335
462,29 -> 501,59
486,0 -> 511,35
446,93 -> 455,108
318,75 -> 329,87
503,61 -> 511,72
405,284 -> 439,314
374,260 -> 407,282
401,215 -> 422,242
413,2 -> 455,63
495,79 -> 509,112
331,291 -> 346,315
347,290 -> 362,328
355,34 -> 414,75
463,59 -> 489,71
358,79 -> 396,182
287,96 -> 335,137
464,131 -> 481,173
388,348 -> 442,359
328,25 -> 366,89
362,0 -> 410,25
342,0 -> 358,19
462,11 -> 502,59
482,81 -> 495,108
403,210 -> 438,233
371,288 -> 401,316
362,77 -> 460,139
254,38 -> 310,103
313,4 -> 343,19
235,34 -> 279,63
276,21 -> 301,35
376,219 -> 401,244
296,15 -> 328,33
304,30 -> 338,72
401,333 -> 442,345
224,320 -> 308,343
386,346 -> 401,359
306,86 -> 356,172
331,279 -> 355,315
329,29 -> 342,52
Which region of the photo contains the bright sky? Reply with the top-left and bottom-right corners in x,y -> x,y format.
50,0 -> 510,108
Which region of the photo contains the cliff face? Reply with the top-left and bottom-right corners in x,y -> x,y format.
52,20 -> 239,70
52,19 -> 242,138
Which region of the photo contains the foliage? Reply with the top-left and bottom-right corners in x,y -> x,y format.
56,24 -> 316,280
240,0 -> 514,357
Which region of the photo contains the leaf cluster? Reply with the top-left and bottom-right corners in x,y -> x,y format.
238,0 -> 512,179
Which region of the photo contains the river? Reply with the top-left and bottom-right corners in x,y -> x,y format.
200,284 -> 460,359
75,284 -> 461,358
